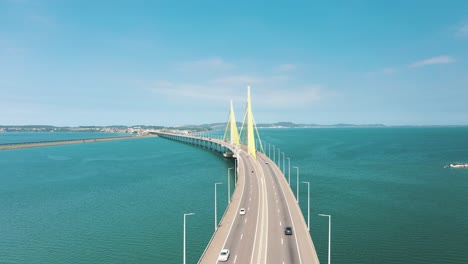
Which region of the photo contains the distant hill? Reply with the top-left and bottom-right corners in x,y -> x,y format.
179,122 -> 386,130
0,122 -> 387,132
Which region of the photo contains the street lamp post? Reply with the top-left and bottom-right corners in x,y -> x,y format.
319,214 -> 332,264
235,159 -> 237,185
302,181 -> 310,230
183,212 -> 195,264
272,145 -> 276,163
293,166 -> 299,202
214,182 -> 223,231
282,152 -> 285,175
277,148 -> 280,169
268,143 -> 270,158
287,157 -> 291,184
228,167 -> 233,203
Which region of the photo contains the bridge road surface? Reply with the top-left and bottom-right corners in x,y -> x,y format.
217,150 -> 260,264
199,148 -> 261,264
199,145 -> 319,263
257,153 -> 320,264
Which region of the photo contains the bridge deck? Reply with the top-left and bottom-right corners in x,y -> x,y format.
156,132 -> 320,264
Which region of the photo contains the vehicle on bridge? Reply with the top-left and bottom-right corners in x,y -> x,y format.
239,208 -> 246,215
284,226 -> 293,235
218,249 -> 230,262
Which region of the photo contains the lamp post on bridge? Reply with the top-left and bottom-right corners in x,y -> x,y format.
282,152 -> 285,175
293,166 -> 299,202
268,143 -> 270,159
319,214 -> 332,264
228,167 -> 233,203
214,182 -> 223,231
235,158 -> 238,186
272,145 -> 276,163
183,212 -> 195,264
302,181 -> 310,231
287,157 -> 291,185
277,148 -> 280,169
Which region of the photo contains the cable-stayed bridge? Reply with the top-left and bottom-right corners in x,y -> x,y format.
156,87 -> 320,264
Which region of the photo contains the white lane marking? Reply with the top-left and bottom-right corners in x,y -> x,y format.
249,197 -> 251,201
249,155 -> 270,264
217,154 -> 246,262
280,221 -> 282,226
276,199 -> 278,203
250,156 -> 262,264
248,207 -> 250,211
234,255 -> 238,263
257,156 -> 269,264
278,208 -> 280,213
281,238 -> 284,245
245,218 -> 247,223
275,160 -> 307,264
241,233 -> 243,240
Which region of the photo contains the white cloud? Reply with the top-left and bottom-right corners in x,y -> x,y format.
456,23 -> 468,37
147,77 -> 323,108
147,81 -> 245,102
409,55 -> 455,68
179,57 -> 235,71
382,67 -> 396,74
210,75 -> 264,86
364,67 -> 397,77
256,85 -> 322,106
278,64 -> 296,71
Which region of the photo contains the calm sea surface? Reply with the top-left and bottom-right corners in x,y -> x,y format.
1,128 -> 467,263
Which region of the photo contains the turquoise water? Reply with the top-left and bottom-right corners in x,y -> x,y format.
1,128 -> 468,263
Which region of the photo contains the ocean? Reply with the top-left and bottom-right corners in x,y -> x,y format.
1,127 -> 467,263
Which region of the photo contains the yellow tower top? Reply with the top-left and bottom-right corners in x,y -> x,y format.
246,86 -> 256,158
223,100 -> 240,145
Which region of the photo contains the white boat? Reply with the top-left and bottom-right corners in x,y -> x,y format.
449,163 -> 468,168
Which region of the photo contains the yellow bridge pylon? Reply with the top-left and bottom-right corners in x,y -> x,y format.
223,100 -> 240,145
239,86 -> 264,159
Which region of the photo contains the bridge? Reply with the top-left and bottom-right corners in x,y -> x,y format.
156,87 -> 320,264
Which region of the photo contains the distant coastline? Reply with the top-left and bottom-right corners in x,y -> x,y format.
1,123 -> 467,134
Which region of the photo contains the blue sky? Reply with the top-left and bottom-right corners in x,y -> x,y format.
1,1 -> 467,126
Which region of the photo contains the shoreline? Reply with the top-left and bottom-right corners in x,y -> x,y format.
0,134 -> 157,150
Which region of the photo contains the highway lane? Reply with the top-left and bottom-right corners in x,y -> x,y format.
213,149 -> 319,264
216,150 -> 259,264
258,152 -> 320,264
250,151 -> 269,264
215,149 -> 305,264
259,154 -> 301,264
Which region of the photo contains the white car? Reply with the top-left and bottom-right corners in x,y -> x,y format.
239,208 -> 246,215
218,249 -> 230,262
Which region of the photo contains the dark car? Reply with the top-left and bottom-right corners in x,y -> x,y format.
284,226 -> 293,235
